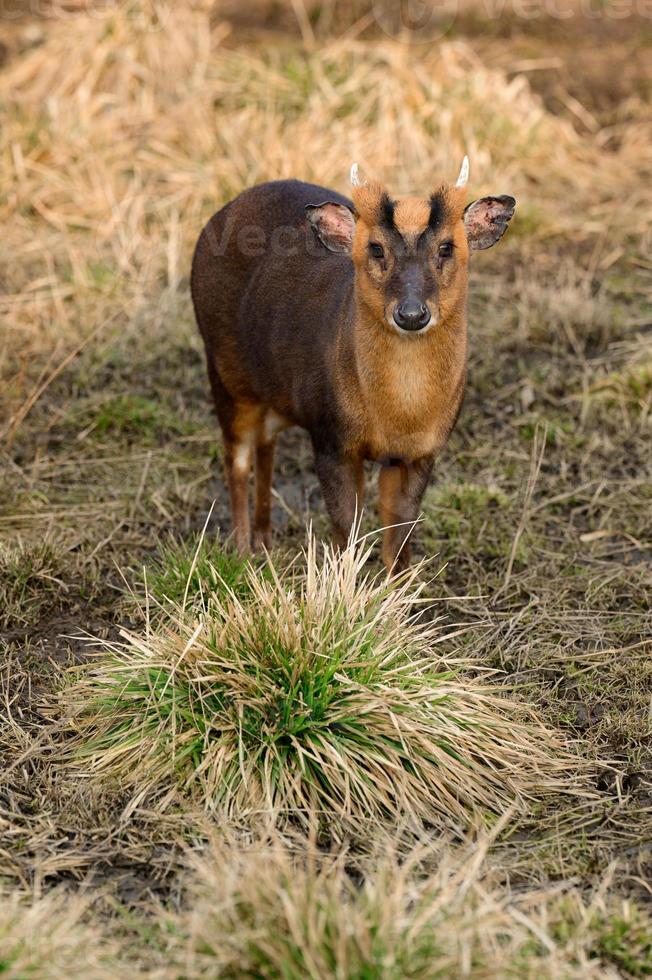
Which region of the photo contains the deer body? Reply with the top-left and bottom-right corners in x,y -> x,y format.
191,173 -> 514,569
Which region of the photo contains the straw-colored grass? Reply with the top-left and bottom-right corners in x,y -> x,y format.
170,830 -> 652,979
3,833 -> 651,979
0,888 -> 120,979
0,535 -> 68,628
58,534 -> 580,833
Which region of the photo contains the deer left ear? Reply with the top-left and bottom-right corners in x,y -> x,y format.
305,202 -> 356,254
464,195 -> 516,250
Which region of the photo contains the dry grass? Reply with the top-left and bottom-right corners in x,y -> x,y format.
0,887 -> 121,979
1,0 -> 650,974
170,830 -> 652,979
57,535 -> 581,834
3,827 -> 651,978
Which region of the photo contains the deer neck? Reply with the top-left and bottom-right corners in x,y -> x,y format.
344,297 -> 468,459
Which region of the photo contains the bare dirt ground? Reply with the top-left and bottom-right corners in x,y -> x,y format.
0,0 -> 651,974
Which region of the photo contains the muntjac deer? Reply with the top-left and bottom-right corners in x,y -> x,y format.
191,160 -> 515,571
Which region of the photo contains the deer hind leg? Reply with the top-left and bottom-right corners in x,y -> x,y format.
378,455 -> 434,573
223,403 -> 263,554
252,410 -> 292,551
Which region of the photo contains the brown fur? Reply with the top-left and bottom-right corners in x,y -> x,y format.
190,177 -> 513,570
347,182 -> 469,468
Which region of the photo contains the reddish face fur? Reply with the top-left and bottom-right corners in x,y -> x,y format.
351,181 -> 470,334
191,176 -> 515,571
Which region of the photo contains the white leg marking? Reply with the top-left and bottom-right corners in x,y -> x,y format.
233,442 -> 253,474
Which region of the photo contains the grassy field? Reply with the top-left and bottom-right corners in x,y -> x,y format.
1,0 -> 651,975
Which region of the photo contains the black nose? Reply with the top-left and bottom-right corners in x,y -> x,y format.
394,300 -> 431,332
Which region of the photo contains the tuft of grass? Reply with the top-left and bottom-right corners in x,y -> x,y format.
589,363 -> 652,417
168,831 -> 649,980
590,911 -> 652,978
0,537 -> 69,629
0,888 -> 119,979
148,532 -> 265,608
60,535 -> 580,835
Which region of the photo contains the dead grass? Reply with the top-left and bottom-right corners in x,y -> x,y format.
3,821 -> 652,978
56,535 -> 582,835
169,830 -> 652,979
0,0 -> 650,974
0,535 -> 71,629
0,887 -> 121,979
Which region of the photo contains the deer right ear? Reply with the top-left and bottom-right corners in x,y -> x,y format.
305,202 -> 355,254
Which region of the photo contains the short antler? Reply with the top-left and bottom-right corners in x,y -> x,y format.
455,155 -> 470,188
350,162 -> 366,187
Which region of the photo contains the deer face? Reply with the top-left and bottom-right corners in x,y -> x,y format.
306,164 -> 515,337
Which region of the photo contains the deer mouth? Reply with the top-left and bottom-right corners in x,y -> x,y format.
387,301 -> 437,336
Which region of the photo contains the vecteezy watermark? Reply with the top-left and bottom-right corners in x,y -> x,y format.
370,0 -> 651,42
204,216 -> 334,261
372,0 -> 459,42
476,0 -> 652,17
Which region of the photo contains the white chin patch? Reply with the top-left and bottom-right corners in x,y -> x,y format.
386,312 -> 438,336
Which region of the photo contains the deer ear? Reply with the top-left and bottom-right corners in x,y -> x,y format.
464,195 -> 516,250
305,202 -> 355,254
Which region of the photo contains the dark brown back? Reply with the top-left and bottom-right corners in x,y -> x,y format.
191,180 -> 357,430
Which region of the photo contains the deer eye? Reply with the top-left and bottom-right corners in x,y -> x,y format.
369,242 -> 385,260
438,241 -> 454,259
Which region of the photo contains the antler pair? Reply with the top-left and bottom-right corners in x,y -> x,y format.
350,156 -> 469,188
